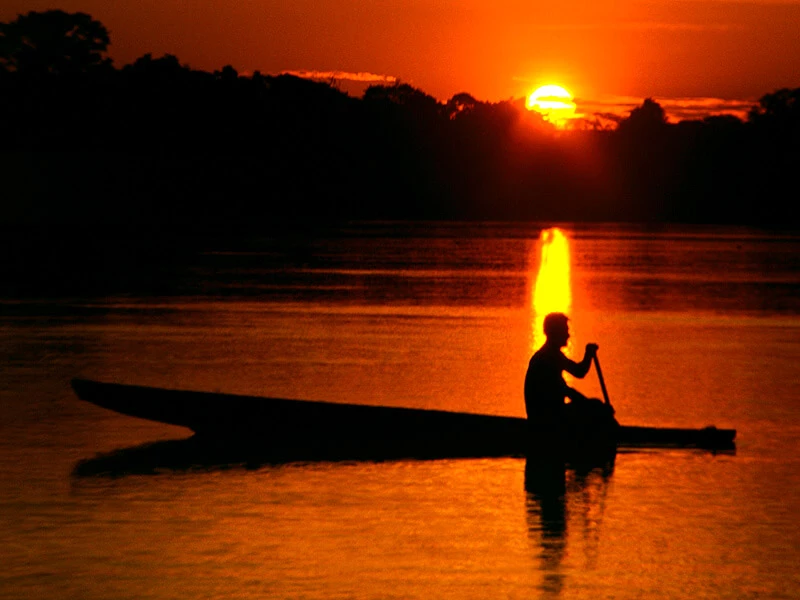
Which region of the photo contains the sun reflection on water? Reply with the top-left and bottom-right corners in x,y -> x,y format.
532,228 -> 572,352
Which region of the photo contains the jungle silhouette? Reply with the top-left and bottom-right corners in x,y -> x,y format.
1,9 -> 798,229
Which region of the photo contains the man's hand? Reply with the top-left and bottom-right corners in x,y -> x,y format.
585,343 -> 599,357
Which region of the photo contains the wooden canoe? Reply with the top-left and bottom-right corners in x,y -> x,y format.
71,378 -> 736,460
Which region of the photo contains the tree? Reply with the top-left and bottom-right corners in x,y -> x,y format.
122,53 -> 192,86
445,92 -> 480,119
215,64 -> 239,83
364,82 -> 441,118
748,87 -> 800,146
0,10 -> 111,78
749,88 -> 800,122
616,98 -> 668,137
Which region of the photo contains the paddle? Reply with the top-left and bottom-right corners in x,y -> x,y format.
592,354 -> 613,410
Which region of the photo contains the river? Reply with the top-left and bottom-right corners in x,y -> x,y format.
2,222 -> 798,599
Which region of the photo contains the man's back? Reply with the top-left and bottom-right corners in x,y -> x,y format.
524,342 -> 568,423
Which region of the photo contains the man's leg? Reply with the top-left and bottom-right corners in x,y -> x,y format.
566,388 -> 615,424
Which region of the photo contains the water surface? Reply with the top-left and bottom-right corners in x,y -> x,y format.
2,222 -> 798,599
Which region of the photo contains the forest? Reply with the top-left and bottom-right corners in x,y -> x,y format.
2,10 -> 798,229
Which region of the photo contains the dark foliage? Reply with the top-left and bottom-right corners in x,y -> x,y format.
1,10 -> 798,228
0,10 -> 111,78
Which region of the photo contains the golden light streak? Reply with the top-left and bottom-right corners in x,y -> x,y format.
532,228 -> 572,352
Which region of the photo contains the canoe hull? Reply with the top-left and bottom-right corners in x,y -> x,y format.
71,378 -> 736,458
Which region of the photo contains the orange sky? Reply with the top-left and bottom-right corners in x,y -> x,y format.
4,0 -> 800,120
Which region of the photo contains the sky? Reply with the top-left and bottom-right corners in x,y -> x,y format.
3,0 -> 800,121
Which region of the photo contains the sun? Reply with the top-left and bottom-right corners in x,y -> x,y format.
526,84 -> 577,127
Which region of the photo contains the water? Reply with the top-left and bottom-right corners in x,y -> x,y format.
2,222 -> 799,599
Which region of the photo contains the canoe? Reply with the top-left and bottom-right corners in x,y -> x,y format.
70,378 -> 736,460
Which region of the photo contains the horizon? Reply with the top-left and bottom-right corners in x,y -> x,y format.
2,5 -> 798,228
3,1 -> 799,122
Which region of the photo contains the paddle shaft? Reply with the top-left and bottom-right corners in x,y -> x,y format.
592,354 -> 612,408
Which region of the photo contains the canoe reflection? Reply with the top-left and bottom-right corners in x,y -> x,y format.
525,452 -> 615,597
73,434 -> 527,477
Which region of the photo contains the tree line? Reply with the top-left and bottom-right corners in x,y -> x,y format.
1,10 -> 798,228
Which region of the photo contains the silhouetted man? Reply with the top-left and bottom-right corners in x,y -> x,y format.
524,312 -> 608,433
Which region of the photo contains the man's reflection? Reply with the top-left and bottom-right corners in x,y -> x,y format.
525,453 -> 615,597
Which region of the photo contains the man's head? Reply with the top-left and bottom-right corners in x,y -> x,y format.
543,312 -> 570,347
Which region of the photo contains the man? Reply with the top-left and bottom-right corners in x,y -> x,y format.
524,312 -> 609,431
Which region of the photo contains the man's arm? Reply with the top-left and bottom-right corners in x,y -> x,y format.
562,343 -> 598,379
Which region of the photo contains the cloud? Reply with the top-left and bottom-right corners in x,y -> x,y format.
576,94 -> 757,124
621,21 -> 743,32
283,70 -> 398,84
668,0 -> 800,4
657,97 -> 757,120
527,21 -> 743,32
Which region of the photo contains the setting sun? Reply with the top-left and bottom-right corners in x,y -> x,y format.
526,85 -> 577,127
